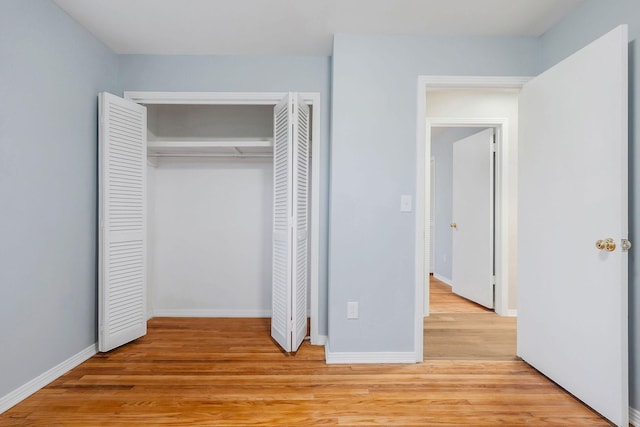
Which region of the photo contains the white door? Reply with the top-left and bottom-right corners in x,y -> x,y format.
292,96 -> 310,350
98,92 -> 147,352
451,128 -> 494,309
271,93 -> 309,352
518,25 -> 628,426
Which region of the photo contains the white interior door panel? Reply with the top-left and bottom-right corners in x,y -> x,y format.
451,128 -> 494,309
271,94 -> 293,352
98,92 -> 148,352
271,92 -> 309,353
518,26 -> 628,426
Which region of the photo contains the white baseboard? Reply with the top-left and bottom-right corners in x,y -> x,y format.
151,309 -> 315,318
0,344 -> 96,414
152,309 -> 272,317
630,406 -> 640,426
507,309 -> 518,317
433,274 -> 453,287
325,342 -> 417,364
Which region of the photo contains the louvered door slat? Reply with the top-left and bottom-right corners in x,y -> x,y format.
99,92 -> 147,352
270,93 -> 309,354
291,95 -> 309,351
271,94 -> 293,352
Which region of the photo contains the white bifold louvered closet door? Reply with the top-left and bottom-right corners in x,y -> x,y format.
98,92 -> 147,352
271,93 -> 309,353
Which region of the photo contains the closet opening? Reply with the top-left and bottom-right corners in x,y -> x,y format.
128,91 -> 321,352
145,103 -> 279,321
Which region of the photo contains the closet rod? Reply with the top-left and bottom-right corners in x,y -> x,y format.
148,153 -> 273,158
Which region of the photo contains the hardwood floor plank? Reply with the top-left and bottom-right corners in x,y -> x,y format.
429,277 -> 491,313
425,277 -> 517,361
1,316 -> 612,426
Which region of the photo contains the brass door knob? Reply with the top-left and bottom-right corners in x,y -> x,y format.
596,238 -> 616,252
450,223 -> 457,229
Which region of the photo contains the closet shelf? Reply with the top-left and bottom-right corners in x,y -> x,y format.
147,138 -> 273,158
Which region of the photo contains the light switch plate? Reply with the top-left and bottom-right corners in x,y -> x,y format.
347,301 -> 359,319
400,195 -> 412,212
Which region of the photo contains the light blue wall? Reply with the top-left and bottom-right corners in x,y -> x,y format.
538,0 -> 640,412
119,55 -> 331,336
431,127 -> 487,281
5,0 -> 637,415
329,34 -> 538,352
0,0 -> 118,398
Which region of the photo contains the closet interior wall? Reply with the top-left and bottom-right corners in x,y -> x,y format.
146,104 -> 279,317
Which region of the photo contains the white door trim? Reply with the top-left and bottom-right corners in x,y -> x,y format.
414,76 -> 530,362
124,91 -> 322,345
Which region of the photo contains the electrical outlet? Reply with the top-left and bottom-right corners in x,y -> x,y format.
400,195 -> 412,212
347,301 -> 359,319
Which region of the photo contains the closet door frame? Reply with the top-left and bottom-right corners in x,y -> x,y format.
124,91 -> 322,345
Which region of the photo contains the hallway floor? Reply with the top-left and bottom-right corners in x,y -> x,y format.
425,276 -> 517,360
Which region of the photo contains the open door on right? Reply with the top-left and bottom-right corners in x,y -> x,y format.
518,25 -> 629,426
451,128 -> 495,309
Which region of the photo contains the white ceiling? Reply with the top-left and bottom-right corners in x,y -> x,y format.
53,0 -> 584,56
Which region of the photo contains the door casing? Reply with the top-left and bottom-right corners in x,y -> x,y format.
414,76 -> 530,361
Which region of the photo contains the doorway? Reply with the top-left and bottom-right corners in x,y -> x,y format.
413,77 -> 528,361
430,126 -> 495,310
424,275 -> 516,360
424,114 -> 513,318
425,124 -> 516,360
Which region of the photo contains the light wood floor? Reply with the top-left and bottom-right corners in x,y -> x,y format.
2,316 -> 611,425
425,276 -> 517,361
429,276 -> 492,313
